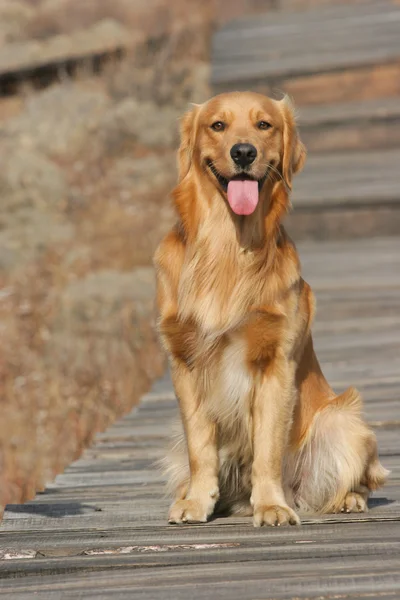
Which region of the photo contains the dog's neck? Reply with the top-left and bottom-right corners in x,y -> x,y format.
173,168 -> 290,261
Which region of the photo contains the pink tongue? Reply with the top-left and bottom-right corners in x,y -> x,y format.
227,180 -> 259,215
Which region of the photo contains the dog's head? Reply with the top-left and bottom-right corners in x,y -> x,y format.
178,92 -> 306,216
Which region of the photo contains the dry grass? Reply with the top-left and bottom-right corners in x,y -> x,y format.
0,0 -> 214,514
0,158 -> 170,512
0,254 -> 165,510
23,0 -> 215,43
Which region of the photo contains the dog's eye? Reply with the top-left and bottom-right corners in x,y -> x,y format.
257,121 -> 272,130
211,121 -> 226,132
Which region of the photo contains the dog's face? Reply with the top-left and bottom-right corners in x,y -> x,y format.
179,92 -> 306,216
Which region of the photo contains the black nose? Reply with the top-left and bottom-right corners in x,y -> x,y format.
230,143 -> 257,168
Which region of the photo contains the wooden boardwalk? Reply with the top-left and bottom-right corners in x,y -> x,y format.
1,237 -> 400,599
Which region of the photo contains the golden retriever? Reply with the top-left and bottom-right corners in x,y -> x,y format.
154,91 -> 388,526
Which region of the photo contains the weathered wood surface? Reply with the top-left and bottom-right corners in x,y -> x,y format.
1,237 -> 400,599
292,150 -> 400,209
211,1 -> 400,86
298,97 -> 400,128
298,97 -> 400,152
285,151 -> 400,239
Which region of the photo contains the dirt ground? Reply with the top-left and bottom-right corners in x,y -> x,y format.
0,0 -> 214,514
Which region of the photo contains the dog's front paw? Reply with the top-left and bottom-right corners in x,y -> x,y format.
168,498 -> 212,524
253,504 -> 300,527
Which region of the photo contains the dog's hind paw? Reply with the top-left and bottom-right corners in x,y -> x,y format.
339,491 -> 368,513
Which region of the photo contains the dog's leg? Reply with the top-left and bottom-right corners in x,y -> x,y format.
288,387 -> 389,514
168,361 -> 219,524
251,361 -> 300,527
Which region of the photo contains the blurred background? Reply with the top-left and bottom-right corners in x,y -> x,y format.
0,0 -> 399,515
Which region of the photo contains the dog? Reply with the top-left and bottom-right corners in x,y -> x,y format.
154,91 -> 388,526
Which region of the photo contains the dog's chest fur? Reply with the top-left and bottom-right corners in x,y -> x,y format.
160,220 -> 304,446
172,235 -> 291,431
178,227 -> 271,330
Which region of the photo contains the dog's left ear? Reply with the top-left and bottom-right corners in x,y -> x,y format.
177,104 -> 201,182
280,96 -> 306,190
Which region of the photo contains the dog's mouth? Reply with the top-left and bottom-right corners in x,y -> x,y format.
206,160 -> 268,216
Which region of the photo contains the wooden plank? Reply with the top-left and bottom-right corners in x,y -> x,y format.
2,519 -> 400,554
2,518 -> 400,557
212,46 -> 400,85
301,121 -> 400,153
292,150 -> 400,209
2,538 -> 400,580
296,97 -> 400,152
213,28 -> 400,65
214,19 -> 400,55
298,97 -> 400,127
218,2 -> 397,32
1,557 -> 400,598
281,153 -> 400,237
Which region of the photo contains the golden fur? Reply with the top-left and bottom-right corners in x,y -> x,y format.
154,91 -> 388,526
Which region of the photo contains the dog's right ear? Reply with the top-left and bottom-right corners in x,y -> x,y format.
280,96 -> 306,191
177,105 -> 200,182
